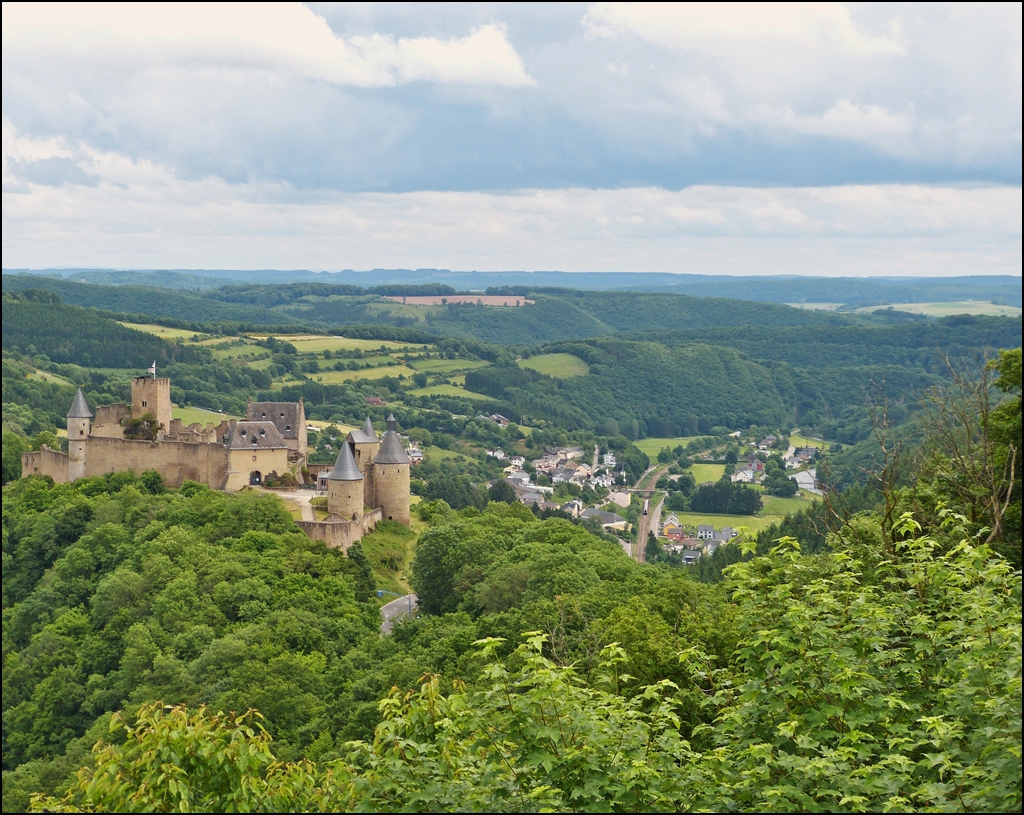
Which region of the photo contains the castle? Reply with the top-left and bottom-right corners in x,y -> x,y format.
20,374 -> 410,551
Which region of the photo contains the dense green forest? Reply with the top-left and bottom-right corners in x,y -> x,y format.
4,360 -> 1020,810
2,296 -> 1021,810
2,293 -> 206,369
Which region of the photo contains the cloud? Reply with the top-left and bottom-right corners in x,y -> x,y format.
584,2 -> 906,57
1,4 -> 534,87
2,130 -> 1018,275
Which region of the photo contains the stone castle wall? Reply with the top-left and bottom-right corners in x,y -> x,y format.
21,445 -> 69,482
85,435 -> 229,488
92,403 -> 132,436
297,507 -> 382,551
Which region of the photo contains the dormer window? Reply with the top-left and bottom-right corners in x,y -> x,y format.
252,438 -> 259,446
261,412 -> 266,418
280,412 -> 285,418
285,425 -> 291,431
259,429 -> 266,436
240,430 -> 247,437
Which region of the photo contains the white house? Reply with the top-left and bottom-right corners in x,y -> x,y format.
790,469 -> 823,495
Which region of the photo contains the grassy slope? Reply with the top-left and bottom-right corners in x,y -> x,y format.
519,353 -> 590,378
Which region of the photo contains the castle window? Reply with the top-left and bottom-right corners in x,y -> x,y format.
142,400 -> 147,407
253,455 -> 257,461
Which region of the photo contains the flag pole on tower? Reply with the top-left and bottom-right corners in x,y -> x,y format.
148,361 -> 157,379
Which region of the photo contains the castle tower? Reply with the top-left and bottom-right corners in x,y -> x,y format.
348,416 -> 380,508
372,413 -> 411,525
67,388 -> 92,482
325,441 -> 364,522
132,375 -> 172,435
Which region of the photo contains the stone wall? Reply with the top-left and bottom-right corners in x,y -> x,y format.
295,507 -> 382,552
20,445 -> 68,482
296,516 -> 362,551
92,403 -> 131,438
84,435 -> 229,488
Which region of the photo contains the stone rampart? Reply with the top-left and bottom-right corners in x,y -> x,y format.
84,435 -> 228,488
20,445 -> 69,482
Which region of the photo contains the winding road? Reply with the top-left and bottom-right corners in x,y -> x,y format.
380,593 -> 418,634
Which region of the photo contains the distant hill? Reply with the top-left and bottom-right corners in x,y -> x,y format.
7,267 -> 1020,307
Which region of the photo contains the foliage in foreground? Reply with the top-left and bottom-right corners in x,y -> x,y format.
31,513 -> 1022,813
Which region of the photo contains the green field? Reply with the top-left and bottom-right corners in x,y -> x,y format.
858,302 -> 1022,318
28,370 -> 74,387
409,358 -> 491,373
306,420 -> 359,434
789,430 -> 825,449
310,365 -> 417,383
120,322 -> 207,340
633,437 -> 698,458
667,512 -> 776,534
172,406 -> 237,425
690,463 -> 725,483
248,334 -> 424,353
761,493 -> 817,517
408,384 -> 491,401
519,353 -> 590,378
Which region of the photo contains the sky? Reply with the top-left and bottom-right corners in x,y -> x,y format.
2,2 -> 1021,276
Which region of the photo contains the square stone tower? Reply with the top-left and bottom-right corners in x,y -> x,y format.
132,376 -> 172,434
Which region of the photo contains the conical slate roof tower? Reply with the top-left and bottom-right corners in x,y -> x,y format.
67,388 -> 93,418
374,414 -> 410,465
326,441 -> 363,481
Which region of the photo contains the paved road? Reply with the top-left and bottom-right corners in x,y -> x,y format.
380,593 -> 418,634
273,488 -> 316,521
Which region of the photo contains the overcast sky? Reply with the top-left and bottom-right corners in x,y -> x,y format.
2,2 -> 1021,275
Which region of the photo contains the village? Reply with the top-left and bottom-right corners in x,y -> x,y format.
473,426 -> 825,563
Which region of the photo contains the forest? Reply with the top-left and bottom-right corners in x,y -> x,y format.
3,342 -> 1020,811
1,272 -> 1020,811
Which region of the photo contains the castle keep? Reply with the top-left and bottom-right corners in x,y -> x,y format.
20,375 -> 411,551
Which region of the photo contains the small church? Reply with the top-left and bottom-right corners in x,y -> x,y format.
20,373 -> 410,551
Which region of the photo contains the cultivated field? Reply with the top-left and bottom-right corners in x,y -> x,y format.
121,322 -> 207,340
858,301 -> 1022,318
247,334 -> 424,352
310,366 -> 417,383
409,358 -> 491,373
519,353 -> 590,378
407,383 -> 491,400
